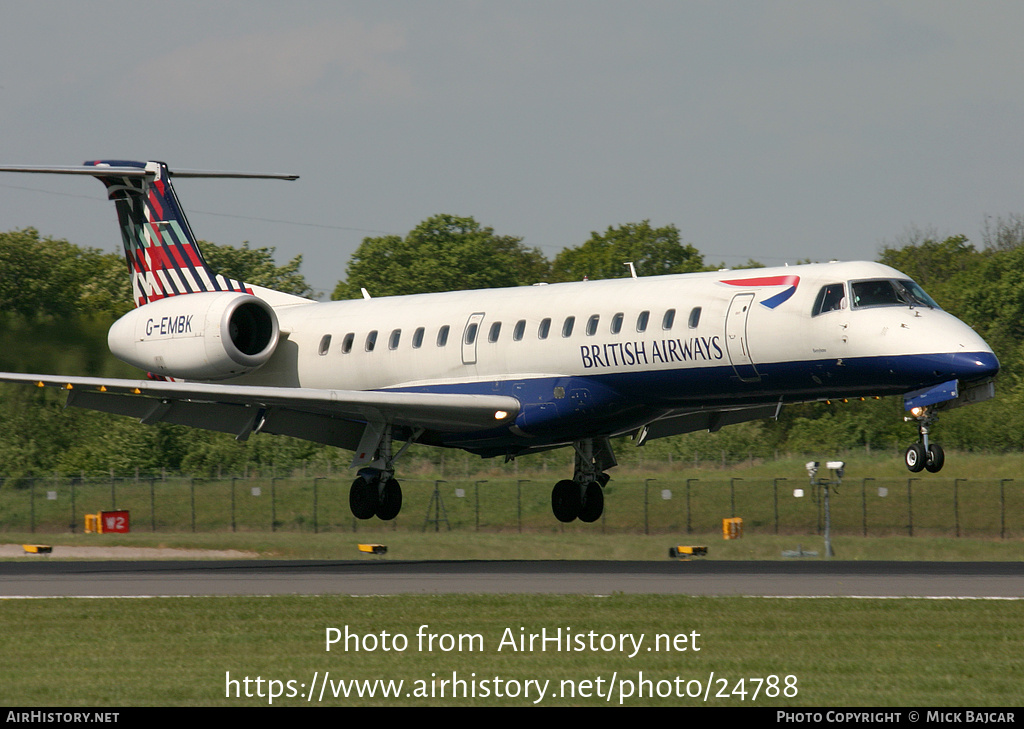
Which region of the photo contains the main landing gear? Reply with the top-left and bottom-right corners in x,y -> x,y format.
348,423 -> 422,521
904,406 -> 944,474
551,437 -> 616,523
350,469 -> 403,521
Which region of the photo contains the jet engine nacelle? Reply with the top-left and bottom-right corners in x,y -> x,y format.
108,292 -> 280,380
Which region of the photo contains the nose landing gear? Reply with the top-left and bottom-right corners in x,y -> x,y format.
904,407 -> 944,473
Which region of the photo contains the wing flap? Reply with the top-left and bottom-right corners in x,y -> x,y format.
636,403 -> 782,444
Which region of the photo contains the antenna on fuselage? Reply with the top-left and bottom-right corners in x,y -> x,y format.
624,262 -> 638,279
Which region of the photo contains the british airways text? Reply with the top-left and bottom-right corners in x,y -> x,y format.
580,337 -> 723,369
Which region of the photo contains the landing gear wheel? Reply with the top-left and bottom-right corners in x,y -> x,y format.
905,443 -> 926,473
925,443 -> 945,473
349,477 -> 377,520
551,479 -> 581,523
578,482 -> 604,523
376,478 -> 402,520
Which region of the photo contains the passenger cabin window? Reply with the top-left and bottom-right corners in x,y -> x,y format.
488,321 -> 501,343
636,310 -> 649,332
611,312 -> 624,334
342,332 -> 354,354
538,318 -> 551,339
688,307 -> 701,329
513,320 -> 526,341
812,283 -> 846,316
318,334 -> 332,356
412,327 -> 424,348
436,325 -> 450,347
562,316 -> 575,338
389,329 -> 401,350
586,315 -> 599,336
851,279 -> 940,310
365,330 -> 378,352
662,309 -> 676,330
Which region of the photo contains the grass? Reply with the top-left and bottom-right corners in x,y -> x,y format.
2,518 -> 1020,707
0,594 -> 1020,706
2,452 -> 1021,707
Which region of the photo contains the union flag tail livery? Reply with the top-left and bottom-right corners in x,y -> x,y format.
86,160 -> 253,307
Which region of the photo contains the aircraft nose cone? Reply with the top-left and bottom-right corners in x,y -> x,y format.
952,350 -> 999,382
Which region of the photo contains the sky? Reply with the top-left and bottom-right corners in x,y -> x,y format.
1,1 -> 1023,297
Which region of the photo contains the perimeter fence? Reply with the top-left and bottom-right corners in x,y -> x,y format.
1,474 -> 1021,538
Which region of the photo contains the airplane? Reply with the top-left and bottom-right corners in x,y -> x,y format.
0,160 -> 1000,523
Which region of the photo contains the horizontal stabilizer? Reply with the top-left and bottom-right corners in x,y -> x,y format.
0,163 -> 297,180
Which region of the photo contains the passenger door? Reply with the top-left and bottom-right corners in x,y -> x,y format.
725,293 -> 760,382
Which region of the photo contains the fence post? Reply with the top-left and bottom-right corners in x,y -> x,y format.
190,478 -> 197,533
271,477 -> 278,532
644,479 -> 655,535
861,478 -> 873,537
517,480 -> 529,533
29,477 -> 36,534
773,478 -> 787,535
686,478 -> 696,535
313,477 -> 322,534
474,480 -> 487,532
70,477 -> 77,534
150,477 -> 157,532
954,478 -> 963,538
1000,479 -> 1012,539
907,478 -> 918,537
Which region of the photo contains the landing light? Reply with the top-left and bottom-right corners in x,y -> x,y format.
494,410 -> 508,420
910,406 -> 925,417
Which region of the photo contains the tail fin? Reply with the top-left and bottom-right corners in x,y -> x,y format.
87,160 -> 251,307
0,160 -> 299,308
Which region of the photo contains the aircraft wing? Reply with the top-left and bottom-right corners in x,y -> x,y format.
0,372 -> 520,451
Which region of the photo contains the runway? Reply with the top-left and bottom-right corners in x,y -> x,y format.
1,560 -> 1022,598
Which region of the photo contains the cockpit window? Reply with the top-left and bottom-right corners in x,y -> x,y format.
812,283 -> 846,316
851,279 -> 940,310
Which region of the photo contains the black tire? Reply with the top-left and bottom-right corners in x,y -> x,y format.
349,477 -> 377,520
578,482 -> 604,523
925,443 -> 945,473
376,478 -> 403,520
551,479 -> 580,523
905,443 -> 926,473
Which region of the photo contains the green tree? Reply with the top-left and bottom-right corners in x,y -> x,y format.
332,214 -> 549,299
0,228 -> 128,318
200,241 -> 314,298
981,213 -> 1024,251
551,221 -> 704,282
877,233 -> 981,317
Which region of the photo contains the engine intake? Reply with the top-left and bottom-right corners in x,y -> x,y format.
108,292 -> 280,380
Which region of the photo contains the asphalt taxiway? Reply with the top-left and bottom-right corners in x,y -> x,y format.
1,560 -> 1021,598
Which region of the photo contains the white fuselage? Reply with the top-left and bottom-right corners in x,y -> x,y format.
217,260 -> 996,455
